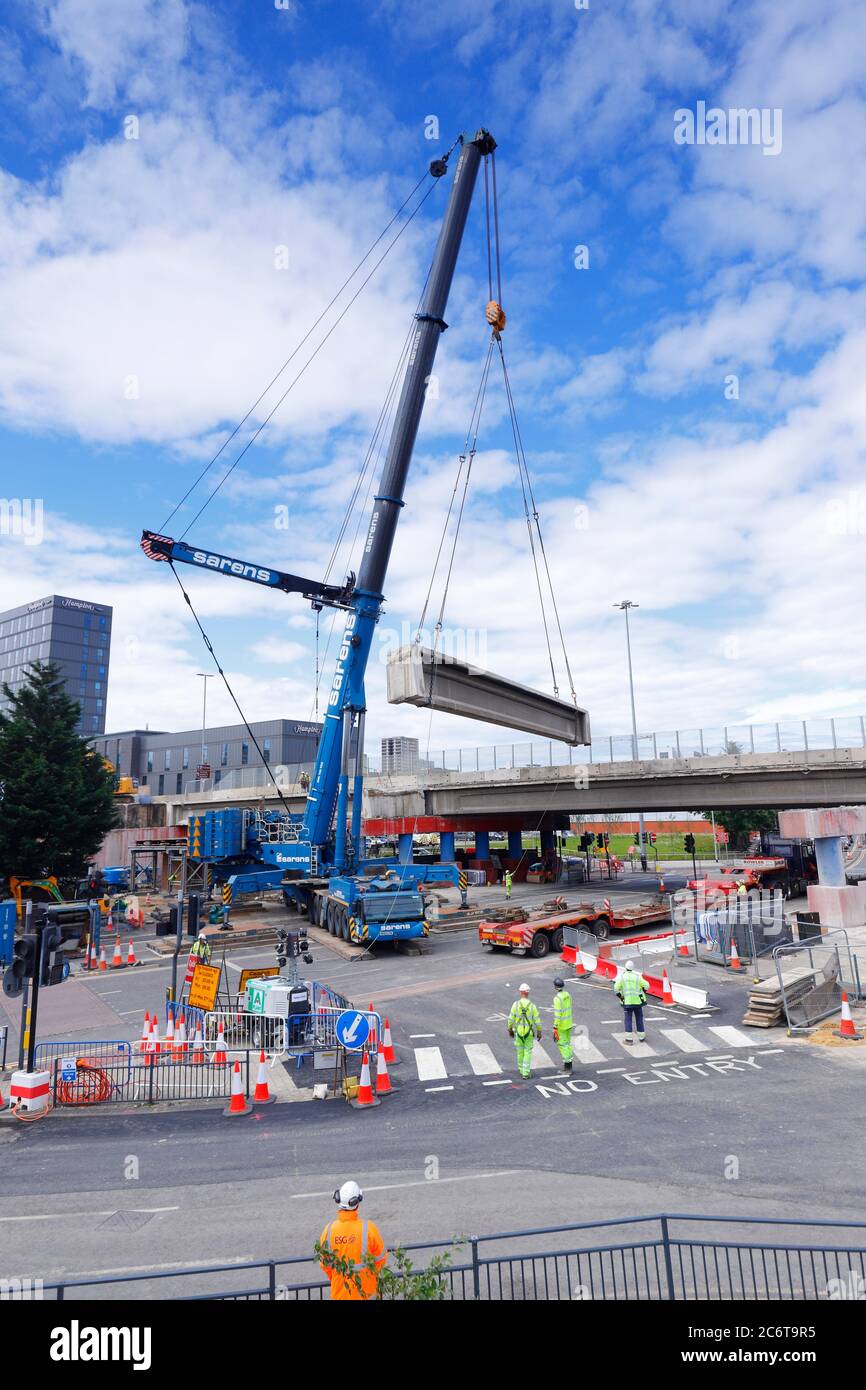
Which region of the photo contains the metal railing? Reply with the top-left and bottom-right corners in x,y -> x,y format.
173,713 -> 866,797
37,1213 -> 866,1301
49,1052 -> 243,1106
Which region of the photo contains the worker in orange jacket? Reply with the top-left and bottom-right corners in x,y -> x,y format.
319,1181 -> 387,1300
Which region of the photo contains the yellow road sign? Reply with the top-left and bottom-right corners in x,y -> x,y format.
187,962 -> 221,1012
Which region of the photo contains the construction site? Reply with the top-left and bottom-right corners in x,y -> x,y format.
0,0 -> 863,1356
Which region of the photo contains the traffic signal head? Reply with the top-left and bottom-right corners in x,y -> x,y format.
596,833 -> 604,848
634,833 -> 640,845
12,934 -> 37,980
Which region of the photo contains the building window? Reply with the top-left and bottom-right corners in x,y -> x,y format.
99,665 -> 105,677
158,774 -> 164,794
83,616 -> 91,628
146,751 -> 153,773
164,749 -> 171,770
241,742 -> 249,766
221,743 -> 228,767
182,747 -> 189,769
99,617 -> 106,628
94,682 -> 101,693
214,770 -> 221,786
263,739 -> 270,763
201,745 -> 208,763
176,773 -> 182,793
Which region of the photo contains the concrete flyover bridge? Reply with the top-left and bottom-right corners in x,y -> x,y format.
382,745 -> 866,819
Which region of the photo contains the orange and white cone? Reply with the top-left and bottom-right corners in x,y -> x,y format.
83,939 -> 93,971
382,1018 -> 398,1065
375,1050 -> 394,1096
839,992 -> 863,1040
728,936 -> 742,971
110,935 -> 124,968
139,1012 -> 151,1054
661,969 -> 675,1006
164,1011 -> 175,1059
350,1050 -> 380,1108
106,910 -> 113,933
252,1050 -> 276,1104
174,1011 -> 187,1059
191,1023 -> 206,1065
146,1017 -> 160,1067
658,876 -> 665,893
677,929 -> 690,958
212,1020 -> 228,1067
127,938 -> 137,967
223,1060 -> 252,1117
98,946 -> 108,972
368,1004 -> 378,1049
573,946 -> 588,977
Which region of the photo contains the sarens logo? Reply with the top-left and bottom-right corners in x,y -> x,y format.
190,550 -> 274,583
329,613 -> 358,708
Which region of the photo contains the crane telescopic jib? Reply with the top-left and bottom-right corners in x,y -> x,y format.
141,129 -> 496,945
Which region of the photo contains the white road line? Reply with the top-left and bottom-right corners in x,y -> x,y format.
425,1085 -> 454,1093
482,1079 -> 512,1087
409,1033 -> 436,1039
290,1171 -> 519,1199
457,1030 -> 484,1036
572,1036 -> 606,1064
94,990 -> 121,997
708,1025 -> 761,1048
464,1043 -> 502,1076
659,1028 -> 709,1054
0,1206 -> 179,1224
760,1048 -> 785,1055
118,1009 -> 146,1016
612,1033 -> 657,1058
597,1067 -> 627,1074
530,1040 -> 557,1070
414,1046 -> 447,1081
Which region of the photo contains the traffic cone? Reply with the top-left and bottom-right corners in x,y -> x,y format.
728,936 -> 742,971
83,939 -> 93,971
223,1060 -> 252,1117
106,909 -> 113,933
191,1023 -> 206,1065
212,1020 -> 227,1067
139,1012 -> 151,1054
838,992 -> 863,1040
146,1017 -> 160,1067
110,935 -> 124,968
350,1051 -> 380,1108
98,946 -> 108,972
375,1049 -> 394,1096
658,875 -> 665,893
174,1011 -> 187,1059
677,929 -> 690,958
661,969 -> 675,1006
382,1018 -> 398,1065
368,1003 -> 377,1048
127,938 -> 137,967
573,946 -> 588,977
252,1050 -> 276,1104
164,1010 -> 175,1060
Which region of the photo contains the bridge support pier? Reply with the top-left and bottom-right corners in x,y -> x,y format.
397,832 -> 414,865
474,829 -> 490,861
439,830 -> 455,862
507,830 -> 523,859
780,807 -> 866,928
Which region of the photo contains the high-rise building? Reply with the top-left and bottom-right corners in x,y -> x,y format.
0,594 -> 113,735
381,735 -> 420,774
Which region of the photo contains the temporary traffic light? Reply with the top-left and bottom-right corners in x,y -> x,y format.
650,832 -> 657,845
596,833 -> 605,849
39,923 -> 64,986
684,834 -> 696,854
12,933 -> 37,981
634,833 -> 640,846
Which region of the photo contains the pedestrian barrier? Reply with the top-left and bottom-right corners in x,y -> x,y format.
49,1050 -> 253,1106
561,927 -> 711,1008
773,931 -> 855,1032
34,1213 -> 866,1301
204,1009 -> 287,1054
34,1040 -> 133,1078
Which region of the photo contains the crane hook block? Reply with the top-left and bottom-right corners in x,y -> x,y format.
486,300 -> 506,333
429,158 -> 449,178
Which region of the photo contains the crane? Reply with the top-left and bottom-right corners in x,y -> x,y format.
142,128 -> 497,944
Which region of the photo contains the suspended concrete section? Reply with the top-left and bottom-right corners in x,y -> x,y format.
386,645 -> 591,746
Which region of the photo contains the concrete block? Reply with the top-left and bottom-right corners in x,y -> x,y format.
807,882 -> 866,929
779,807 -> 866,838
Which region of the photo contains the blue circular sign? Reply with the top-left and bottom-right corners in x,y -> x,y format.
334,1009 -> 370,1052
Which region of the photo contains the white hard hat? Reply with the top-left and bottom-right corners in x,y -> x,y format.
334,1180 -> 363,1210
198,930 -> 207,939
519,982 -> 530,993
624,959 -> 635,970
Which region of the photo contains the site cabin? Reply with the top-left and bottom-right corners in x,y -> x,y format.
478,898 -> 670,957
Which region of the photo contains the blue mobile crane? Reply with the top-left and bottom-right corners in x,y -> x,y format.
142,129 -> 497,945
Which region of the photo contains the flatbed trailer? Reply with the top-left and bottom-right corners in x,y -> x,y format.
478,898 -> 670,957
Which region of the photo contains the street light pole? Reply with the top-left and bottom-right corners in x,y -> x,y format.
196,672 -> 212,777
614,601 -> 647,871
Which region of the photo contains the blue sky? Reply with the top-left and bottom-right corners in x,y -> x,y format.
1,0 -> 865,755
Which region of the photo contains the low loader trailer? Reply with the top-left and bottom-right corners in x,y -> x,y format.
478,897 -> 670,957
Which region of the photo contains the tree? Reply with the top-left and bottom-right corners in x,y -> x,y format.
0,662 -> 119,881
314,1238 -> 460,1300
704,807 -> 778,851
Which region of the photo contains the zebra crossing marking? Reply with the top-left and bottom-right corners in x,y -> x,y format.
708,1025 -> 760,1048
530,1040 -> 558,1070
612,1033 -> 656,1058
464,1043 -> 502,1076
658,1028 -> 708,1053
414,1047 -> 447,1081
572,1035 -> 607,1064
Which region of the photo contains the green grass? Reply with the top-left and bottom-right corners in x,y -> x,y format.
488,833 -> 719,861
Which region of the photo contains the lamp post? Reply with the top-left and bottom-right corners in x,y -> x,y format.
196,672 -> 212,778
613,601 -> 647,872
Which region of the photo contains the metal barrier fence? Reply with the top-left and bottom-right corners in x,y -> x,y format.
773,931 -> 854,1032
34,1040 -> 133,1075
563,927 -> 711,1000
49,1051 -> 247,1106
37,1213 -> 866,1301
204,1010 -> 287,1054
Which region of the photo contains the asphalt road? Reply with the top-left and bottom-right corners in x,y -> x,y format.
0,883 -> 858,1294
